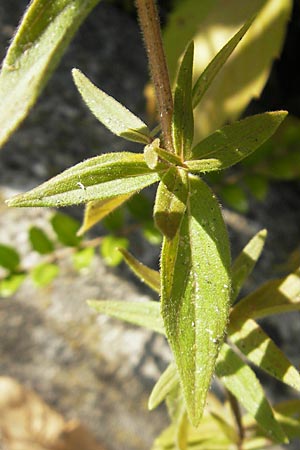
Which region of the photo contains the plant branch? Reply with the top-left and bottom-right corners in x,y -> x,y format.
135,0 -> 174,153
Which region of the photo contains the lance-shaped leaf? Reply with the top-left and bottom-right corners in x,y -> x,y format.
233,267 -> 300,319
72,69 -> 150,144
77,194 -> 133,235
228,316 -> 300,391
87,300 -> 164,335
7,152 -> 161,207
216,343 -> 287,443
119,248 -> 160,293
149,363 -> 179,410
0,0 -> 100,149
231,229 -> 267,302
172,41 -> 194,159
29,226 -> 54,254
192,18 -> 253,109
154,167 -> 188,239
161,174 -> 231,426
0,244 -> 20,271
187,111 -> 287,168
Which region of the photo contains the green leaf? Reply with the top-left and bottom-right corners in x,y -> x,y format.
51,213 -> 81,247
0,273 -> 26,297
7,152 -> 161,207
192,18 -> 253,109
77,194 -> 133,236
87,300 -> 164,334
29,226 -> 54,254
72,69 -> 150,144
0,244 -> 20,271
216,343 -> 287,443
244,174 -> 269,201
228,316 -> 300,391
231,229 -> 267,302
0,0 -> 100,149
172,41 -> 194,159
149,363 -> 179,410
233,267 -> 300,319
72,247 -> 94,271
220,184 -> 249,213
189,111 -> 288,168
31,262 -> 59,287
100,235 -> 128,267
142,222 -> 162,246
161,175 -> 231,426
126,192 -> 153,223
154,167 -> 188,239
119,248 -> 160,293
103,208 -> 125,233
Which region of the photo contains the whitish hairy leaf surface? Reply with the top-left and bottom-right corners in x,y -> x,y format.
154,167 -> 188,239
77,194 -> 133,235
165,0 -> 291,140
228,316 -> 300,391
0,0 -> 100,149
172,41 -> 194,160
231,229 -> 267,302
216,343 -> 287,443
72,69 -> 150,144
192,18 -> 253,109
161,175 -> 231,426
119,249 -> 160,293
7,153 -> 160,207
233,267 -> 300,319
149,363 -> 178,410
188,112 -> 287,169
87,300 -> 164,334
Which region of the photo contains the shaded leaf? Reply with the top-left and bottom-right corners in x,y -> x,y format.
216,343 -> 287,443
103,208 -> 125,233
244,174 -> 269,201
189,111 -> 288,168
192,18 -> 253,109
154,167 -> 188,239
172,41 -> 194,159
161,175 -> 231,426
233,267 -> 300,319
51,213 -> 81,247
0,0 -> 100,149
87,300 -> 164,334
72,69 -> 150,144
72,247 -> 94,271
31,263 -> 59,287
78,194 -> 132,236
119,248 -> 160,293
100,235 -> 128,267
149,363 -> 178,410
228,316 -> 300,391
0,273 -> 26,298
231,229 -> 267,302
29,226 -> 54,254
127,192 -> 153,223
7,152 -> 161,207
0,244 -> 20,271
220,184 -> 249,213
142,222 -> 162,245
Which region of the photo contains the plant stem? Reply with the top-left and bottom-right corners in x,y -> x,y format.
135,0 -> 174,153
227,389 -> 244,449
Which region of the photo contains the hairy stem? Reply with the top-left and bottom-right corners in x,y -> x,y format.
135,0 -> 174,153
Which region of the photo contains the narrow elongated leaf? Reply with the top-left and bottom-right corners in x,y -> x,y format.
78,194 -> 132,235
0,244 -> 20,271
216,343 -> 287,443
51,213 -> 81,247
119,248 -> 160,293
154,167 -> 188,239
161,174 -> 231,426
233,267 -> 300,319
228,316 -> 300,391
0,0 -> 100,149
172,42 -> 194,159
29,226 -> 54,254
192,18 -> 253,109
7,152 -> 161,207
231,229 -> 267,302
189,111 -> 287,168
72,69 -> 150,144
87,300 -> 164,334
149,363 -> 179,410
